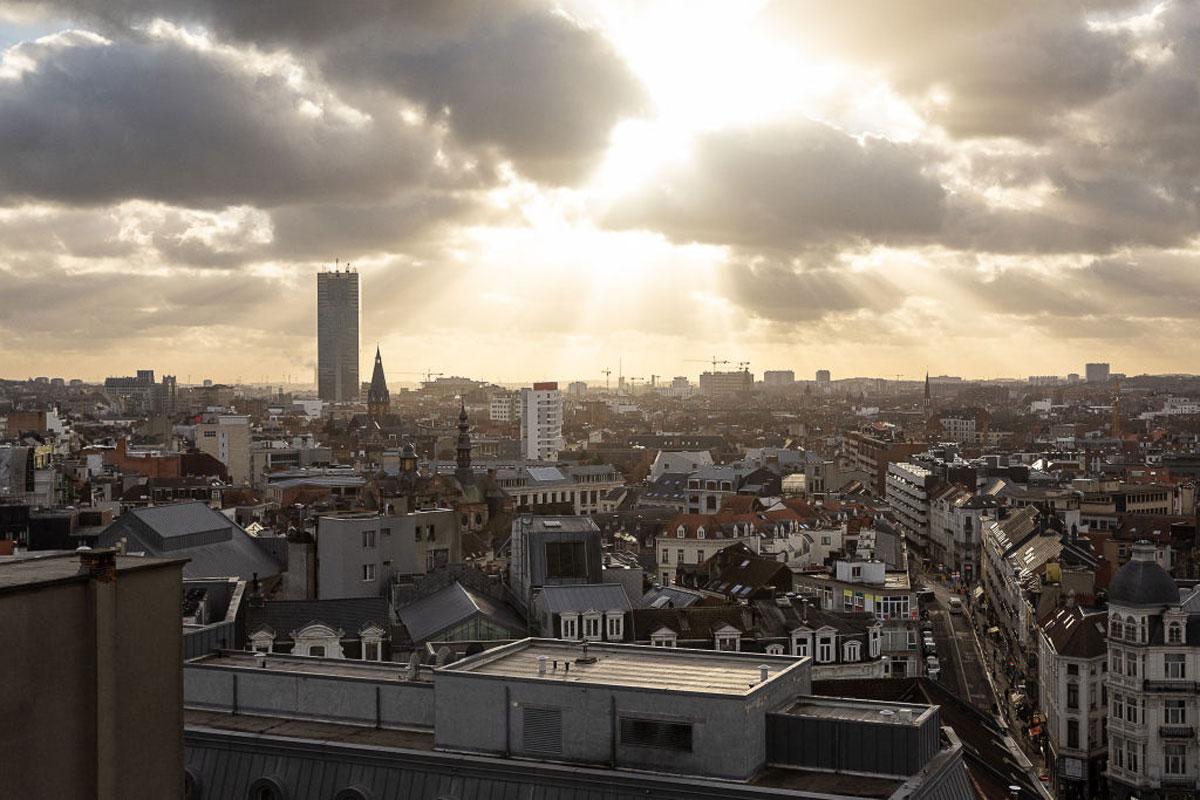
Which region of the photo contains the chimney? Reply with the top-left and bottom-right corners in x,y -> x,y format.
79,547 -> 118,582
759,664 -> 770,683
538,656 -> 547,676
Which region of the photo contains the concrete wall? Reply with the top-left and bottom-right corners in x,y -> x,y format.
317,514 -> 417,599
435,653 -> 809,781
184,663 -> 435,730
0,558 -> 184,800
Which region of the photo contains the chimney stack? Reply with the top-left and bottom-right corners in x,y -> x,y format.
79,547 -> 117,582
759,664 -> 770,683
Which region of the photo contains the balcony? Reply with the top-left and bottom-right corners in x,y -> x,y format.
1160,726 -> 1195,738
1144,680 -> 1200,693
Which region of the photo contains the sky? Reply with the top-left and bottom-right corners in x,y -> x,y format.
0,0 -> 1196,386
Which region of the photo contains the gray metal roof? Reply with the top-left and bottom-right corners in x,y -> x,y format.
99,502 -> 283,581
641,585 -> 704,609
397,581 -> 525,643
540,583 -> 632,614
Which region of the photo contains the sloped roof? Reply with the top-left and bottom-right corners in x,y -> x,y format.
1039,605 -> 1106,659
99,501 -> 282,581
397,581 -> 525,643
632,605 -> 750,640
540,583 -> 632,614
247,597 -> 391,641
642,585 -> 706,609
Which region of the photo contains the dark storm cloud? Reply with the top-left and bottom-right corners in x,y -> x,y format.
16,0 -> 645,184
0,33 -> 450,207
608,120 -> 946,249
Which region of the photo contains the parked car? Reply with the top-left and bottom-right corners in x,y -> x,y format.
948,597 -> 963,614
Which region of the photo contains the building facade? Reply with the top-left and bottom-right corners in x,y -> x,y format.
519,383 -> 564,461
317,268 -> 360,403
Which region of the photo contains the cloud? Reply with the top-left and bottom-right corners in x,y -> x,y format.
0,31 -> 462,207
16,0 -> 646,184
608,120 -> 945,249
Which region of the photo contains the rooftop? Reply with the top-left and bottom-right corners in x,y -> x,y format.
779,696 -> 936,727
0,549 -> 185,593
186,650 -> 427,682
439,638 -> 803,696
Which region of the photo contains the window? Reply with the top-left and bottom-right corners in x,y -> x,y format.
619,718 -> 693,752
651,630 -> 677,647
696,548 -> 704,562
869,627 -> 881,658
1111,649 -> 1122,675
1126,740 -> 1139,774
544,540 -> 589,579
362,530 -> 375,548
792,634 -> 811,658
766,644 -> 785,655
1067,683 -> 1079,710
247,777 -> 287,800
362,563 -> 376,582
309,645 -> 326,658
413,525 -> 422,542
1166,699 -> 1186,726
1111,735 -> 1124,770
1126,652 -> 1137,678
1067,663 -> 1079,676
583,613 -> 601,640
817,636 -> 834,663
1166,653 -> 1187,679
844,641 -> 861,662
605,612 -> 624,641
677,548 -> 685,565
1112,693 -> 1123,721
661,548 -> 670,564
696,527 -> 705,539
1166,743 -> 1186,776
1125,697 -> 1139,724
560,613 -> 579,640
1169,622 -> 1184,643
1067,719 -> 1079,749
380,527 -> 391,537
364,641 -> 380,661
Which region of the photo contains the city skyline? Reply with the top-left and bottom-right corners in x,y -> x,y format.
2,2 -> 1199,381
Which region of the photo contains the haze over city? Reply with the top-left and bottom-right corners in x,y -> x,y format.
2,1 -> 1198,383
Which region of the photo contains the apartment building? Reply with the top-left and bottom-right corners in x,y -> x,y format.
195,414 -> 251,485
519,382 -> 564,460
885,461 -> 937,553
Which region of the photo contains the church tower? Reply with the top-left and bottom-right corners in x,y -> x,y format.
367,346 -> 390,420
456,401 -> 472,475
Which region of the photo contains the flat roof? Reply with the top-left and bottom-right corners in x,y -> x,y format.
187,650 -> 432,683
186,709 -> 435,751
778,696 -> 936,727
439,638 -> 804,696
0,550 -> 186,593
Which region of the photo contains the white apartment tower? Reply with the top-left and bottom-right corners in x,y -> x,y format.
519,382 -> 564,461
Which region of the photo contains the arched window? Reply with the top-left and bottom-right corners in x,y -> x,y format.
1126,615 -> 1140,643
1168,622 -> 1184,644
247,776 -> 287,800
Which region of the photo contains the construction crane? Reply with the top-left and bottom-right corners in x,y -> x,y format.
685,356 -> 731,372
424,370 -> 444,383
736,361 -> 750,373
601,368 -> 612,391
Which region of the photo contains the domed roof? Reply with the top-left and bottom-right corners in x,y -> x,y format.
1109,542 -> 1179,607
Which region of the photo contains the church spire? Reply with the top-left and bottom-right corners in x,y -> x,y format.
367,346 -> 390,420
456,400 -> 472,473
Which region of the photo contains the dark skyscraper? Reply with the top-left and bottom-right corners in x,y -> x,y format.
317,268 -> 360,403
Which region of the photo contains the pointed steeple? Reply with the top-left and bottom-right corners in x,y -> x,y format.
924,371 -> 930,401
456,400 -> 472,474
367,346 -> 390,419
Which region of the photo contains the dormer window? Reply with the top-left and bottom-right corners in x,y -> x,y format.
560,613 -> 580,641
791,631 -> 812,658
582,611 -> 602,641
677,526 -> 686,538
697,526 -> 706,539
605,611 -> 624,641
869,625 -> 881,658
817,634 -> 835,663
844,641 -> 861,662
766,644 -> 785,656
651,627 -> 677,647
714,626 -> 741,652
1169,622 -> 1184,644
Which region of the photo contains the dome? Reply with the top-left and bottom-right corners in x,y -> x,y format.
1109,541 -> 1179,607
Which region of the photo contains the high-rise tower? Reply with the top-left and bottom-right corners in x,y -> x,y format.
317,267 -> 360,403
367,346 -> 390,420
456,401 -> 472,476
